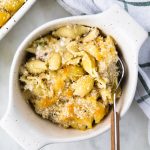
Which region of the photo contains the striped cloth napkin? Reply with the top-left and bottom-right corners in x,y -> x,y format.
57,0 -> 150,144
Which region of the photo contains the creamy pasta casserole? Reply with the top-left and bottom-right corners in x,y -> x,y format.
19,25 -> 121,130
0,0 -> 25,27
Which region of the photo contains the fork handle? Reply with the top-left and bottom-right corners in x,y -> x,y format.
111,110 -> 120,150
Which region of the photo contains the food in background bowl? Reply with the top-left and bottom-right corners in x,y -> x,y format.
0,0 -> 25,27
19,24 -> 121,130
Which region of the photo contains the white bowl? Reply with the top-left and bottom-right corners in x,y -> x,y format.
0,5 -> 148,150
0,0 -> 36,40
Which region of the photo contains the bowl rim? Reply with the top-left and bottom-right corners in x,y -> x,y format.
8,14 -> 138,139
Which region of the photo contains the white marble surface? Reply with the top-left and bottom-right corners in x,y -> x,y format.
0,0 -> 150,149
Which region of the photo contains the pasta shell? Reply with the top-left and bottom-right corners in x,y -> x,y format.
52,25 -> 90,39
66,41 -> 79,54
83,28 -> 99,42
48,52 -> 62,70
95,77 -> 107,89
66,57 -> 81,65
100,88 -> 112,102
53,77 -> 65,94
64,65 -> 85,81
62,51 -> 73,64
83,42 -> 101,61
94,102 -> 106,123
82,52 -> 96,76
25,59 -> 47,74
26,47 -> 36,54
73,75 -> 94,97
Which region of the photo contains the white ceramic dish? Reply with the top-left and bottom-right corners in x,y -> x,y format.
0,0 -> 36,40
0,5 -> 148,150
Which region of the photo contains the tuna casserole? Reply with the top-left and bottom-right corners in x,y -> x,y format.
19,24 -> 121,130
